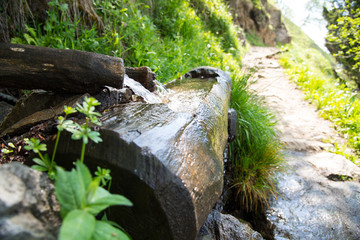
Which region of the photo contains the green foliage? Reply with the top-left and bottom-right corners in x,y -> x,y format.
25,97 -> 132,239
189,0 -> 244,61
279,16 -> 359,164
11,0 -> 244,82
56,161 -> 132,240
230,73 -> 283,212
324,0 -> 360,86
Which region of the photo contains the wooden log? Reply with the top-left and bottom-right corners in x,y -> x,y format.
0,43 -> 124,94
53,67 -> 233,240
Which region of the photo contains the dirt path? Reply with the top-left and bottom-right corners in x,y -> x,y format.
243,47 -> 360,239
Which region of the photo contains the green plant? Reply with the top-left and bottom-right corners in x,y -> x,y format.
229,73 -> 283,212
25,97 -> 132,240
56,161 -> 132,240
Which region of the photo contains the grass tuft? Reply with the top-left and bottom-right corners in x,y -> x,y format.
230,73 -> 283,212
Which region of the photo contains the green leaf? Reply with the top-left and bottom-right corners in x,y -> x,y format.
33,157 -> 48,168
31,165 -> 48,172
88,131 -> 103,143
58,118 -> 75,132
24,138 -> 47,153
55,167 -> 84,214
59,210 -> 95,240
92,220 -> 130,240
75,161 -> 92,188
93,193 -> 132,207
59,3 -> 69,12
86,187 -> 132,215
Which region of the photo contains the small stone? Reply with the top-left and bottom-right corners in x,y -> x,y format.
0,172 -> 25,214
0,163 -> 61,240
201,210 -> 264,240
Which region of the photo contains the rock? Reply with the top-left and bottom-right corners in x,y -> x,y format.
267,151 -> 360,239
53,67 -> 232,240
227,0 -> 290,46
125,66 -> 157,92
267,4 -> 291,44
199,210 -> 264,240
0,163 -> 61,240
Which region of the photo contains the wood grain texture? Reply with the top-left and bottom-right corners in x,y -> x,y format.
0,43 -> 124,93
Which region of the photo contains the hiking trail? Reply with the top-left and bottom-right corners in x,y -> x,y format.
243,47 -> 360,239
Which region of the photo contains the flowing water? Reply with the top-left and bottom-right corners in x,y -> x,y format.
161,78 -> 216,114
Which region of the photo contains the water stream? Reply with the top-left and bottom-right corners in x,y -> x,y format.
161,78 -> 216,114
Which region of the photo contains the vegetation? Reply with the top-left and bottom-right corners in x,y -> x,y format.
246,32 -> 268,47
25,97 -> 132,240
278,17 -> 359,164
230,74 -> 282,211
6,0 -> 283,215
323,0 -> 360,87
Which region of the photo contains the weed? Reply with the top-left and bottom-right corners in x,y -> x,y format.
25,97 -> 132,240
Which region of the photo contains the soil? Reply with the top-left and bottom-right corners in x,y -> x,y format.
243,47 -> 360,239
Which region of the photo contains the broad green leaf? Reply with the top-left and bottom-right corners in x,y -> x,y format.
86,187 -> 132,215
75,161 -> 92,189
59,210 -> 95,240
92,194 -> 132,207
92,220 -> 130,240
55,167 -> 83,214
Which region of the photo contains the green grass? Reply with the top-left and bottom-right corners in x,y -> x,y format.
230,74 -> 283,211
10,0 -> 283,212
278,17 -> 360,165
